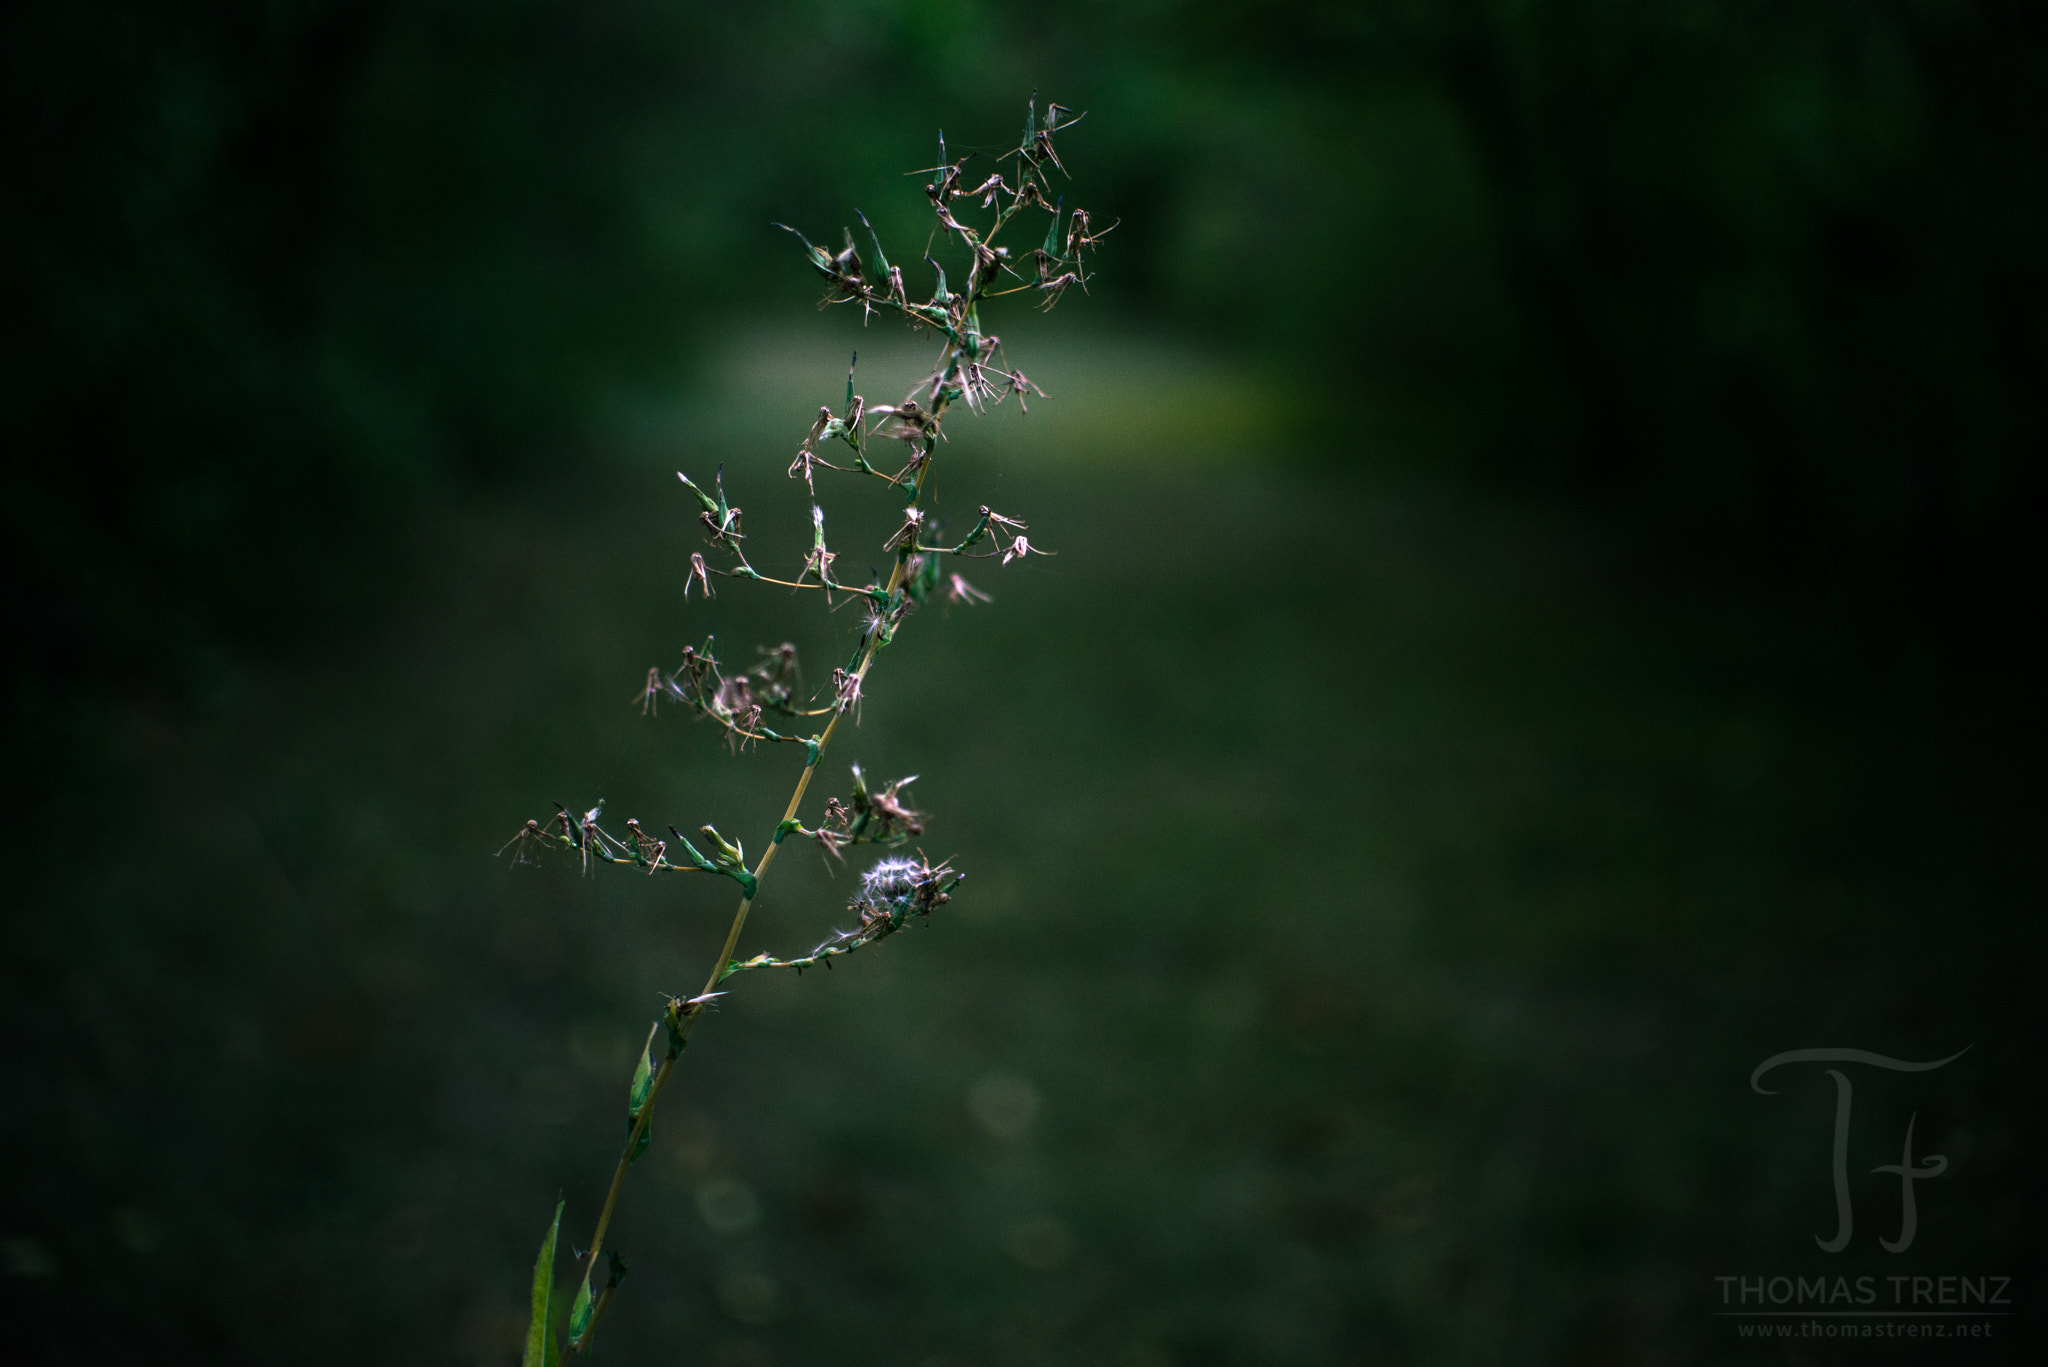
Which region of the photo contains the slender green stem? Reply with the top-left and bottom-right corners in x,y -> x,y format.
570,379 -> 953,1357
575,1020 -> 664,1314
540,108 -> 1092,1357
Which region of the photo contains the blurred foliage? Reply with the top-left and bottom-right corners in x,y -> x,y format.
9,0 -> 2047,710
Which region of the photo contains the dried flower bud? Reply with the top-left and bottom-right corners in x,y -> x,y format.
867,776 -> 925,839
699,507 -> 743,547
497,818 -> 548,865
832,667 -> 863,719
633,666 -> 678,715
623,818 -> 666,873
1037,271 -> 1083,311
965,173 -> 1008,208
1063,207 -> 1093,259
884,505 -> 926,552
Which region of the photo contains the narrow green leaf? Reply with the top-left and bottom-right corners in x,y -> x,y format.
523,1199 -> 564,1367
568,1268 -> 595,1342
628,1039 -> 654,1117
628,1114 -> 653,1164
773,221 -> 832,274
675,470 -> 719,515
857,212 -> 891,277
665,827 -> 717,873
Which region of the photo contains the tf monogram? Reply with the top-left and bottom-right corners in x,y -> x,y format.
1750,1047 -> 1968,1254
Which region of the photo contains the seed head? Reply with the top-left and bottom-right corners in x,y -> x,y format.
851,853 -> 957,934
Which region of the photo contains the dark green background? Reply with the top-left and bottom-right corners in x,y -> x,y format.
5,2 -> 2042,1362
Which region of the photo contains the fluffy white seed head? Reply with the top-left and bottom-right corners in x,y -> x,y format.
859,857 -> 924,915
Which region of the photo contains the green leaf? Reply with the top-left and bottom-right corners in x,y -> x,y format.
857,211 -> 891,278
665,827 -> 717,873
773,221 -> 832,274
523,1199 -> 564,1367
568,1267 -> 595,1343
674,470 -> 719,515
628,1039 -> 654,1117
628,1114 -> 653,1164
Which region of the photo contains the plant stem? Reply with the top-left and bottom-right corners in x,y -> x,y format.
570,384 -> 953,1355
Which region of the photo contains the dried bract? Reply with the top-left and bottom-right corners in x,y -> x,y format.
947,573 -> 992,605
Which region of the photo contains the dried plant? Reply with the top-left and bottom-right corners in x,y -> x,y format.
505,98 -> 1102,1358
